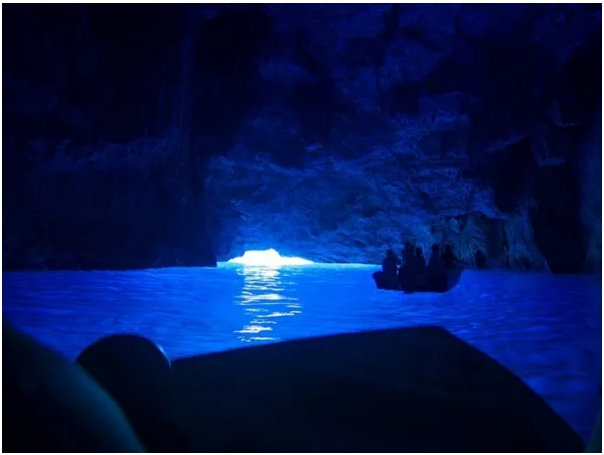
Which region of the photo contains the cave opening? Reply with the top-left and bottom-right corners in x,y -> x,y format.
227,249 -> 314,266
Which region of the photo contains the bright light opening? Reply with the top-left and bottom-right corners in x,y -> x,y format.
227,248 -> 314,266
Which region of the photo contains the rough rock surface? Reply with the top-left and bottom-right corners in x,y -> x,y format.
207,4 -> 602,270
3,4 -> 601,272
580,107 -> 603,272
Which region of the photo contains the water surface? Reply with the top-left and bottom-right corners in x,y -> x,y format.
3,264 -> 601,440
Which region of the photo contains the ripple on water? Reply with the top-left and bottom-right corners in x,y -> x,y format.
2,265 -> 601,441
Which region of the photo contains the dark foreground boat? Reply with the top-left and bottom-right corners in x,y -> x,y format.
5,323 -> 591,453
372,267 -> 464,293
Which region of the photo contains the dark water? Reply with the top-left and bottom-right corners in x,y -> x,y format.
3,264 -> 601,441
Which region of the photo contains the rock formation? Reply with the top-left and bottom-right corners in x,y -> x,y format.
3,4 -> 601,272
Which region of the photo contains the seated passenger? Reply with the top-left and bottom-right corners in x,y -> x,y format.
382,249 -> 399,277
401,241 -> 414,268
474,249 -> 487,269
441,244 -> 461,269
400,246 -> 425,291
414,247 -> 426,272
427,244 -> 441,270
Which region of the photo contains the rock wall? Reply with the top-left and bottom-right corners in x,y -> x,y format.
3,134 -> 212,270
3,4 -> 601,272
3,5 -> 269,270
207,4 -> 601,271
580,107 -> 603,273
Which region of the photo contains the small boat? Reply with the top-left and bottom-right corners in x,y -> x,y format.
372,267 -> 464,293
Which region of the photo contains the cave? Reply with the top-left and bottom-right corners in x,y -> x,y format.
3,5 -> 603,453
3,3 -> 602,273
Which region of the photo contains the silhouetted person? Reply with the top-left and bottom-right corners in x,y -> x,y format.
402,241 -> 414,268
475,250 -> 487,270
428,244 -> 441,270
414,247 -> 426,272
382,249 -> 399,278
441,244 -> 460,269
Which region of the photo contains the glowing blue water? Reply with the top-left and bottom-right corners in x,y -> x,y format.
3,264 -> 601,440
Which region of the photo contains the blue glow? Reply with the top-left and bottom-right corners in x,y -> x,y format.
2,267 -> 601,441
227,248 -> 314,266
233,265 -> 301,343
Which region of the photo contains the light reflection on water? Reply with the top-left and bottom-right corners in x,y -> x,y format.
234,266 -> 301,342
1,264 -> 601,440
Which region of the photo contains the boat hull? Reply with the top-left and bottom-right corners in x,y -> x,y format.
373,267 -> 463,293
